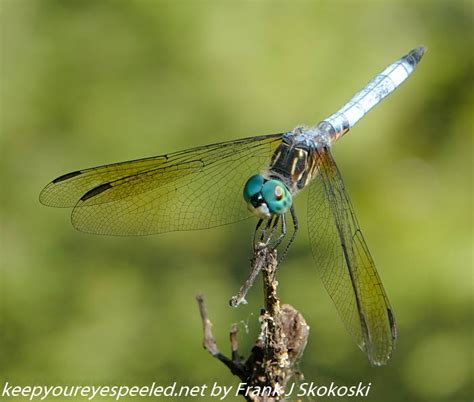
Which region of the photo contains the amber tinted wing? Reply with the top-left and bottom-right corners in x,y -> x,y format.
40,134 -> 283,235
307,146 -> 396,365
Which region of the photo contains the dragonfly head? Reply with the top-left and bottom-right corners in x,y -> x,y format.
243,174 -> 292,218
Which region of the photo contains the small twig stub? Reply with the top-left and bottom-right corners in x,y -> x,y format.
229,243 -> 269,307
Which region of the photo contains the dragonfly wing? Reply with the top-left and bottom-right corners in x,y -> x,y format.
40,134 -> 283,235
41,153 -> 168,208
307,146 -> 396,366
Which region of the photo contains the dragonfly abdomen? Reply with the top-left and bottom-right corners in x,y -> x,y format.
315,46 -> 426,143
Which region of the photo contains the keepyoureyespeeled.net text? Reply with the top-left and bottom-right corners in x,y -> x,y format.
2,381 -> 372,400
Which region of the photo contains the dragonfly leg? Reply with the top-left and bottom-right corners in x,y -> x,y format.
259,217 -> 274,243
278,206 -> 298,263
253,218 -> 264,248
266,216 -> 280,245
270,213 -> 287,249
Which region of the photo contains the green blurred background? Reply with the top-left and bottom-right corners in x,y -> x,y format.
1,1 -> 472,401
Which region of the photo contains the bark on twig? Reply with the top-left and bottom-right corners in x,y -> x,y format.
196,244 -> 310,401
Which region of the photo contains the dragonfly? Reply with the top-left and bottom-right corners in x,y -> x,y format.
40,47 -> 425,366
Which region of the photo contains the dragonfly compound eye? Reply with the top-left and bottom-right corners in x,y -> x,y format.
243,174 -> 271,218
261,180 -> 292,215
243,174 -> 265,203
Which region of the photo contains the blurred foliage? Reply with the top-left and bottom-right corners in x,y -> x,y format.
1,1 -> 472,401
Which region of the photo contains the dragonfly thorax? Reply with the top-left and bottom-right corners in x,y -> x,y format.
243,174 -> 292,218
268,129 -> 321,194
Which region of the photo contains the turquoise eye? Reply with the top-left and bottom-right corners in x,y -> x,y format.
243,174 -> 265,202
243,175 -> 291,217
261,180 -> 292,214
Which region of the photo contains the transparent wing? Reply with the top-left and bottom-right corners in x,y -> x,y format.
307,146 -> 396,366
40,134 -> 283,235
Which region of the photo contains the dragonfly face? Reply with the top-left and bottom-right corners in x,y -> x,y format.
243,128 -> 323,221
39,47 -> 425,366
243,174 -> 292,218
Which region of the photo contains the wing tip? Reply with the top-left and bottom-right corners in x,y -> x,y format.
38,183 -> 60,207
39,170 -> 84,207
366,343 -> 395,366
